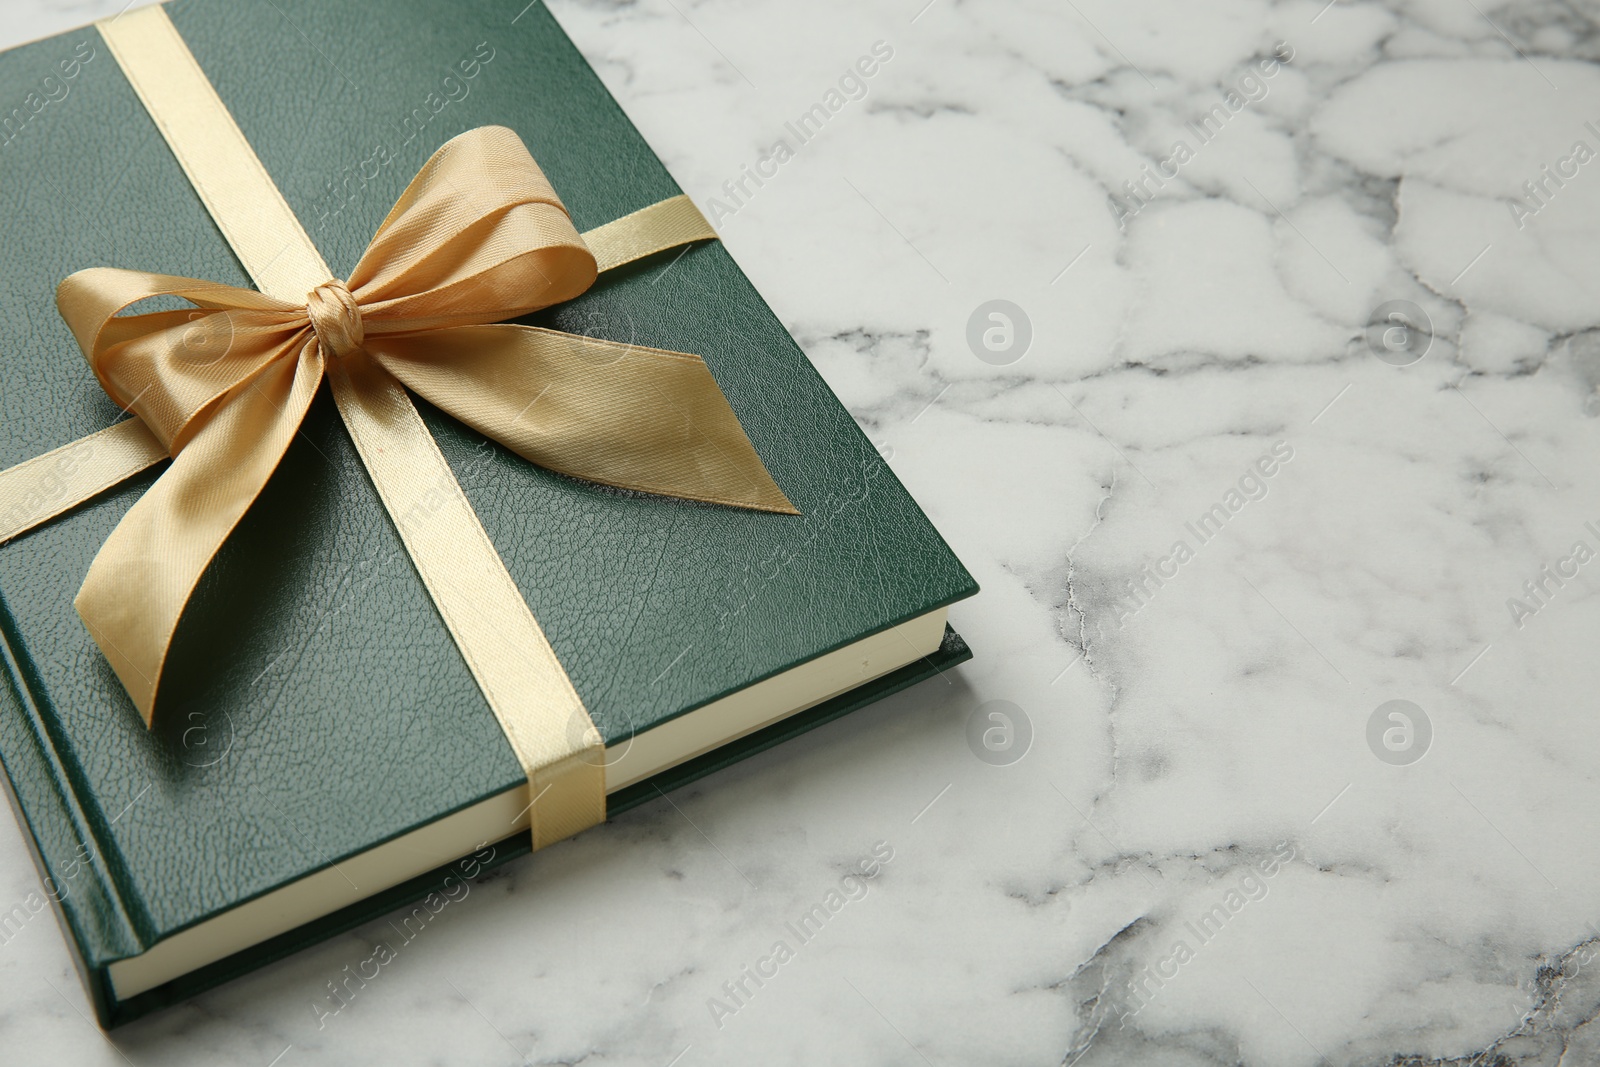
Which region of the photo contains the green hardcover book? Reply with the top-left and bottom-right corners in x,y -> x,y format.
0,0 -> 975,1028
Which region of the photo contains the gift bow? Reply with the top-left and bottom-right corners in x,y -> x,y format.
55,123 -> 795,726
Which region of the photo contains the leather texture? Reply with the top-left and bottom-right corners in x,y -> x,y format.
0,0 -> 977,1025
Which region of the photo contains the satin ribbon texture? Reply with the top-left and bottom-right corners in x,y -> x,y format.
56,124 -> 796,727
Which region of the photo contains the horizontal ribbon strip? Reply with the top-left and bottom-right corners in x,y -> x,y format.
0,419 -> 166,545
0,194 -> 728,549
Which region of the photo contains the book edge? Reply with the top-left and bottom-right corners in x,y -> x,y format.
100,625 -> 971,1027
0,588 -> 144,1025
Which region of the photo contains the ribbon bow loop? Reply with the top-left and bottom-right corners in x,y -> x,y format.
53,125 -> 795,724
57,269 -> 305,455
348,126 -> 597,333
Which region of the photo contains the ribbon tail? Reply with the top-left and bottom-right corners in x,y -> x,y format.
325,350 -> 604,847
369,326 -> 798,515
75,351 -> 321,723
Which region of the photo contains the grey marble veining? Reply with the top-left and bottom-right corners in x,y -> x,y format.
5,0 -> 1600,1064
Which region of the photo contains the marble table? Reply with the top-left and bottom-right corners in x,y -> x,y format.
5,0 -> 1600,1063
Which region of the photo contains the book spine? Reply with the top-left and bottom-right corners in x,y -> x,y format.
0,588 -> 145,1026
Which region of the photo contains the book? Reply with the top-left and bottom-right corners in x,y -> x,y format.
0,0 -> 977,1027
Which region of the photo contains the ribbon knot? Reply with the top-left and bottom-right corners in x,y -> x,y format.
306,279 -> 363,361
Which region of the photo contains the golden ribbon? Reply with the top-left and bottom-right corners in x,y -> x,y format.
0,6 -> 794,849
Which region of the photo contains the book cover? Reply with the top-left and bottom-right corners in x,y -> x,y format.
0,0 -> 976,1026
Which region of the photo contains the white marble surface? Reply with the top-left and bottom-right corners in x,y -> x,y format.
7,0 -> 1600,1063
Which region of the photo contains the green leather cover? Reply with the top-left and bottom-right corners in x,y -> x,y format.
0,0 -> 976,1027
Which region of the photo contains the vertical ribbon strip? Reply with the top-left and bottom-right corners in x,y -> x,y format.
98,5 -> 605,846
